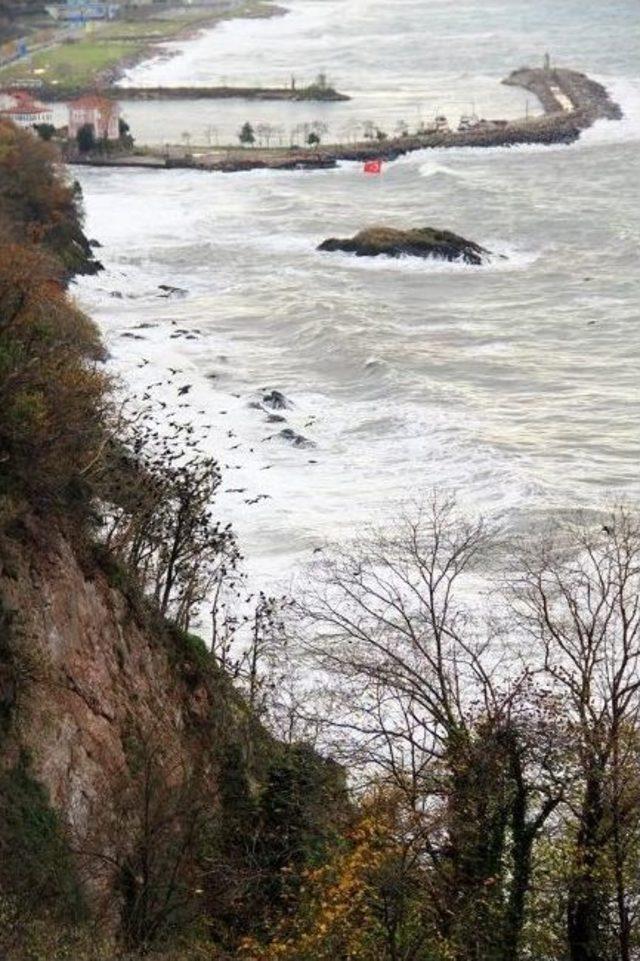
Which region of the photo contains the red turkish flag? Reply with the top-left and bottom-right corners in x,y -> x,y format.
363,159 -> 382,174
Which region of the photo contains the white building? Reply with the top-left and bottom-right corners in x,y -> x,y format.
68,94 -> 120,140
0,90 -> 53,127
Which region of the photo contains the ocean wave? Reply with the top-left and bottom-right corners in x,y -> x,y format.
418,160 -> 471,180
316,242 -> 540,274
579,76 -> 640,146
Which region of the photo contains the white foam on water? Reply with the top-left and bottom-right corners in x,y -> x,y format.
73,0 -> 640,590
314,243 -> 540,274
418,160 -> 471,179
579,76 -> 640,146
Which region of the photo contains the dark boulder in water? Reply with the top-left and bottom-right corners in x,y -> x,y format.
318,226 -> 491,265
279,428 -> 315,449
263,390 -> 292,410
158,284 -> 188,298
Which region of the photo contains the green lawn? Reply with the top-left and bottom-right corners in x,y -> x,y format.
0,39 -> 135,85
95,15 -> 207,41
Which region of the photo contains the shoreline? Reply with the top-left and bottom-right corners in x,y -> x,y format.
0,0 -> 289,96
96,0 -> 288,90
69,67 -> 623,174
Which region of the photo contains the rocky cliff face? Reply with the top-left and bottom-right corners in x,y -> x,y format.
0,517 -> 254,914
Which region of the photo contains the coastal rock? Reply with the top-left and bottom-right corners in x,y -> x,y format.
279,428 -> 316,449
158,284 -> 188,298
263,390 -> 292,410
318,226 -> 491,265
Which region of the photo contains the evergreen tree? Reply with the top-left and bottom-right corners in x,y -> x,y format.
238,122 -> 256,147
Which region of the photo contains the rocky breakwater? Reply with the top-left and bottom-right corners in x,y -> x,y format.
503,66 -> 623,125
327,67 -> 622,161
318,226 -> 492,265
37,83 -> 351,103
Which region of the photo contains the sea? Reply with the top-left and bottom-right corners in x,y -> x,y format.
72,0 -> 640,591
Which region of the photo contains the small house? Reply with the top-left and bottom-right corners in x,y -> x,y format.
68,94 -> 120,141
0,89 -> 53,128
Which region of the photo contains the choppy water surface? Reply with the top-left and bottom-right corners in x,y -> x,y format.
75,0 -> 640,585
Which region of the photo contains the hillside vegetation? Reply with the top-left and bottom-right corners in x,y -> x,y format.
0,120 -> 348,961
2,121 -> 640,961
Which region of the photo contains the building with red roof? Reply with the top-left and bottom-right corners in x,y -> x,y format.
0,89 -> 53,128
68,94 -> 120,141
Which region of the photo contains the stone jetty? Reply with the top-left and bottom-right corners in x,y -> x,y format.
503,67 -> 622,123
36,84 -> 350,103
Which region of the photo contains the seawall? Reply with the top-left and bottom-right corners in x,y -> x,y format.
36,84 -> 351,103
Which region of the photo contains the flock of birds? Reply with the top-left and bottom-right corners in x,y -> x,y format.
130,357 -> 318,512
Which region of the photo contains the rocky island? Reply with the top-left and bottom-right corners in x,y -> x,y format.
318,227 -> 491,265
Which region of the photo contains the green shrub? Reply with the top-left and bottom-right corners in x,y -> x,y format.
0,758 -> 84,921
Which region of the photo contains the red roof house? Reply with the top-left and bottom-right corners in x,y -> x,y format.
0,90 -> 53,128
68,94 -> 120,141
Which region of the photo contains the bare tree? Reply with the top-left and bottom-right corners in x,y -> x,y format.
98,409 -> 237,631
362,120 -> 378,140
309,120 -> 329,144
255,123 -> 276,148
510,506 -> 640,961
339,119 -> 362,144
299,494 -> 561,961
203,124 -> 219,147
271,124 -> 286,146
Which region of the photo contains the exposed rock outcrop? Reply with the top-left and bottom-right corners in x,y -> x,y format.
318,226 -> 491,265
262,390 -> 293,410
0,519 -> 265,914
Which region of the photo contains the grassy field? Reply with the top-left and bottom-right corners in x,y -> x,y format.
0,39 -> 134,86
95,13 -> 213,42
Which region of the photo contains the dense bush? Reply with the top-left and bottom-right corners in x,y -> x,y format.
0,242 -> 108,522
0,759 -> 84,921
0,119 -> 100,275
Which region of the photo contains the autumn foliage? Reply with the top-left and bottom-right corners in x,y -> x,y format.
0,200 -> 108,519
0,118 -> 100,275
